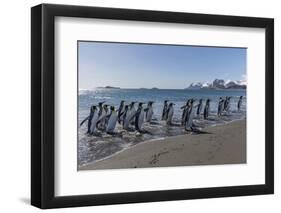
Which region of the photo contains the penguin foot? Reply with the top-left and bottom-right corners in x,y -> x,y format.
191,128 -> 211,135
87,131 -> 102,137
106,132 -> 122,137
168,123 -> 181,127
149,121 -> 160,125
125,127 -> 135,132
138,129 -> 152,134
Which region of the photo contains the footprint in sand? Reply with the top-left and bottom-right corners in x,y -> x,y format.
149,151 -> 169,165
149,154 -> 159,165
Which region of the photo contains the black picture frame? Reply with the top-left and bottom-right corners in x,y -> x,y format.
31,3 -> 274,209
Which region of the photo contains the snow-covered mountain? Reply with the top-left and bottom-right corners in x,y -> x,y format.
186,79 -> 246,90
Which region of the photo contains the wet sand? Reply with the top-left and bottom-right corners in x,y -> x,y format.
79,120 -> 246,170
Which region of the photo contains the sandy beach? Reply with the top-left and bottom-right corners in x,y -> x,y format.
79,119 -> 246,170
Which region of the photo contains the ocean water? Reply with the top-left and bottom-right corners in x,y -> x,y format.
78,88 -> 246,168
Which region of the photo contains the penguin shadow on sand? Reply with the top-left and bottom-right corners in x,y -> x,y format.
182,122 -> 212,135
135,129 -> 153,135
167,122 -> 182,127
189,128 -> 211,135
203,116 -> 219,122
149,120 -> 161,125
121,125 -> 152,134
141,129 -> 153,134
87,132 -> 103,137
87,131 -> 123,138
106,131 -> 123,137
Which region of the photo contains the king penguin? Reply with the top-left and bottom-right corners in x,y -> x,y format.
204,99 -> 210,119
135,102 -> 145,132
197,99 -> 203,116
217,97 -> 224,116
128,102 -> 137,125
96,101 -> 105,129
181,100 -> 190,125
117,100 -> 125,124
106,106 -> 118,134
96,104 -> 109,131
162,100 -> 169,120
225,97 -> 231,113
184,99 -> 195,131
166,103 -> 175,125
89,105 -> 99,134
80,105 -> 96,134
237,96 -> 243,112
145,101 -> 154,123
122,105 -> 130,130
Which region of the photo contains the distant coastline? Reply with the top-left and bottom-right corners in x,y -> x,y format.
96,86 -> 121,89
83,87 -> 246,91
83,78 -> 246,91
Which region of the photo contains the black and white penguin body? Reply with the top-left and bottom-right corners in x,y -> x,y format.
135,103 -> 145,131
166,103 -> 175,125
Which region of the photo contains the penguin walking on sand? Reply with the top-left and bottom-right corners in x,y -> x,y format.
166,103 -> 175,125
197,99 -> 203,116
135,102 -> 145,132
128,102 -> 137,125
117,100 -> 125,124
145,101 -> 154,123
225,97 -> 231,113
162,100 -> 169,120
89,106 -> 100,134
204,99 -> 210,119
181,100 -> 190,125
106,106 -> 118,134
237,96 -> 243,112
104,104 -> 111,128
97,102 -> 105,117
184,99 -> 196,131
80,105 -> 96,134
97,104 -> 109,131
96,101 -> 105,129
217,97 -> 224,117
223,96 -> 228,111
121,105 -> 130,130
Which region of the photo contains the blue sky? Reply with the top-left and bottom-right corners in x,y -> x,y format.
78,41 -> 246,89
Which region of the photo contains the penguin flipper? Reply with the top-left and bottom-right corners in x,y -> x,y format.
119,111 -> 125,117
130,112 -> 137,121
105,114 -> 111,119
96,119 -> 104,128
80,116 -> 89,127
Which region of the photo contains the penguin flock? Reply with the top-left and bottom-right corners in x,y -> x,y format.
80,96 -> 244,135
